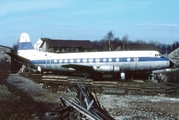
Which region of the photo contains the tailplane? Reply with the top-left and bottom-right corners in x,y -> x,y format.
18,33 -> 34,50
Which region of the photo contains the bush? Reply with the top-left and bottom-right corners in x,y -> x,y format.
164,70 -> 179,84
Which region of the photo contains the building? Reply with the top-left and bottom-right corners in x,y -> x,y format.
115,44 -> 161,52
0,45 -> 23,73
34,39 -> 43,51
0,45 -> 11,72
34,38 -> 94,53
0,45 -> 11,63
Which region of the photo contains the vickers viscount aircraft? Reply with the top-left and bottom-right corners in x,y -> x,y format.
7,33 -> 174,80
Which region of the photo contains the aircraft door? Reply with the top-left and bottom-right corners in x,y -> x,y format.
122,57 -> 130,70
133,57 -> 139,70
46,56 -> 51,69
113,65 -> 120,72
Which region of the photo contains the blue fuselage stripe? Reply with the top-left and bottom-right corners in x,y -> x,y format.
31,57 -> 168,65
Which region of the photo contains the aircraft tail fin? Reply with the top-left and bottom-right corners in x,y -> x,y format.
18,33 -> 34,50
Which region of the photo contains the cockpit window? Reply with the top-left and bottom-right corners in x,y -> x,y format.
155,53 -> 161,57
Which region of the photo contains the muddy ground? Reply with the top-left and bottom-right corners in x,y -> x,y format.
1,74 -> 179,120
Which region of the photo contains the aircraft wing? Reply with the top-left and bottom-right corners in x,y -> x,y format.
62,64 -> 94,72
5,52 -> 31,64
168,47 -> 179,67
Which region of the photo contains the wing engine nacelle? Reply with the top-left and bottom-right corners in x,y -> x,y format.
93,65 -> 120,72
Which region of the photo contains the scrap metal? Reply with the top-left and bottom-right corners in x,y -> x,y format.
47,82 -> 115,120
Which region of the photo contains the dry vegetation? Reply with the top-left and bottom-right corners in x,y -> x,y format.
0,62 -> 53,120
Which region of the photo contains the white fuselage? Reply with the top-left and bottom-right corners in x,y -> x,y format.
18,49 -> 170,73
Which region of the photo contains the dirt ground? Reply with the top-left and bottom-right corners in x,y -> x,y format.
98,94 -> 179,119
4,74 -> 179,119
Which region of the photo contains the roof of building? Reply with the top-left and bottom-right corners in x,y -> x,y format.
0,45 -> 12,49
117,44 -> 161,52
0,45 -> 12,53
40,38 -> 93,49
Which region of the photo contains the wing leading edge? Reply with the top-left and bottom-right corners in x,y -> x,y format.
62,64 -> 94,72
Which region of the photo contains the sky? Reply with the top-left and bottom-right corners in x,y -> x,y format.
1,0 -> 179,47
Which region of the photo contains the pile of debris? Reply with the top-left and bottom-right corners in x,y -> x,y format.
46,82 -> 114,120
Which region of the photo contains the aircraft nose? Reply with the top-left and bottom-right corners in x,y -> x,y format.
169,60 -> 174,68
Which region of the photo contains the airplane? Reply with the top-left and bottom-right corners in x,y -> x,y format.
7,33 -> 174,80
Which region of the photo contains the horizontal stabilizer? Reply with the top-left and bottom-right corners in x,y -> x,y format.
6,52 -> 31,64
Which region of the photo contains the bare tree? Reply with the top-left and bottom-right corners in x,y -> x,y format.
135,39 -> 147,44
122,34 -> 129,50
104,30 -> 114,51
12,40 -> 19,54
